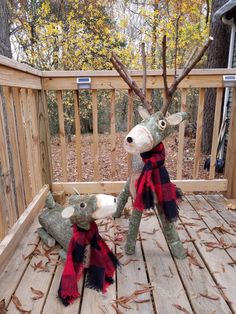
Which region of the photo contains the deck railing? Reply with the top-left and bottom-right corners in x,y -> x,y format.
1,55 -> 236,242
42,69 -> 232,195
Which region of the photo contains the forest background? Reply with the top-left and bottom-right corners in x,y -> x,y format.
1,0 -> 231,154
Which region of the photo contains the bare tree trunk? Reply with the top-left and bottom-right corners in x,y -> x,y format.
0,0 -> 12,58
202,0 -> 230,154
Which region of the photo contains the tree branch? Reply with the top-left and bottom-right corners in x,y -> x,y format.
161,36 -> 213,115
110,52 -> 153,114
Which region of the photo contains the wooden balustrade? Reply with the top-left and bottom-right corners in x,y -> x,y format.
1,55 -> 236,240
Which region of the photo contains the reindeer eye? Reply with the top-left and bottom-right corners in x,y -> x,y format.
158,120 -> 166,130
79,202 -> 86,209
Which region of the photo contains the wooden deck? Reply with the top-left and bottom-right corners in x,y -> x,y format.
1,194 -> 236,314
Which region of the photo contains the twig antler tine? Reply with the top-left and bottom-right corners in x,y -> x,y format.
141,42 -> 147,98
162,35 -> 170,115
161,36 -> 213,116
110,52 -> 153,114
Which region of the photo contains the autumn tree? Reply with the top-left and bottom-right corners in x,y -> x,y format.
202,0 -> 230,154
9,0 -> 131,70
116,0 -> 209,69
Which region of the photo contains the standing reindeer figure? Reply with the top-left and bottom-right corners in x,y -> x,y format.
111,36 -> 213,259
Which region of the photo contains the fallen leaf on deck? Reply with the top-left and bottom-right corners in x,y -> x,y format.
23,248 -> 42,261
0,299 -> 7,314
30,287 -> 44,300
123,258 -> 139,266
142,228 -> 158,235
228,260 -> 236,266
172,304 -> 191,313
154,240 -> 165,252
227,203 -> 236,210
196,227 -> 207,235
199,293 -> 220,301
12,295 -> 31,313
187,249 -> 204,269
180,222 -> 197,227
211,224 -> 235,235
114,286 -> 154,309
115,252 -> 124,260
183,238 -> 196,243
43,246 -> 58,261
111,303 -> 124,314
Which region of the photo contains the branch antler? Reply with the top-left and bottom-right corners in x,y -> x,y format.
161,36 -> 213,115
111,36 -> 213,117
110,52 -> 154,114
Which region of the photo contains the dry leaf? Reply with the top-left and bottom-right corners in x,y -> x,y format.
114,286 -> 154,309
142,228 -> 158,235
187,249 -> 204,269
183,238 -> 196,243
30,287 -> 44,300
0,299 -> 7,314
123,258 -> 139,266
111,303 -> 124,314
23,248 -> 42,261
227,203 -> 236,210
180,222 -> 197,227
196,227 -> 207,235
154,240 -> 164,252
200,293 -> 220,301
12,295 -> 31,313
211,224 -> 235,235
172,304 -> 191,313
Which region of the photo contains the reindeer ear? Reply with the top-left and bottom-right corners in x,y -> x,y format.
138,105 -> 150,120
166,112 -> 187,126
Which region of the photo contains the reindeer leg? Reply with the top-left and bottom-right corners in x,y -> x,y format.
59,249 -> 67,261
157,205 -> 186,259
125,208 -> 142,255
37,227 -> 56,247
113,179 -> 130,218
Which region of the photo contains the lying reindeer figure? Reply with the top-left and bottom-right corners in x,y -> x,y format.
38,192 -> 117,260
110,37 -> 212,259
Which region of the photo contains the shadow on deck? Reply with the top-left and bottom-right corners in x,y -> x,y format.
0,194 -> 236,314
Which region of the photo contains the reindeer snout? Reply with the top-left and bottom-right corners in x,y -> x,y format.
124,125 -> 154,154
126,136 -> 133,143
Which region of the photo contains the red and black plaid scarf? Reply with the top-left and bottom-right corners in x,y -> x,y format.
58,222 -> 119,306
134,142 -> 180,221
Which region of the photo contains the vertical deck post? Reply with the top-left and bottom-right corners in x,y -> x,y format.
225,87 -> 236,198
38,89 -> 53,186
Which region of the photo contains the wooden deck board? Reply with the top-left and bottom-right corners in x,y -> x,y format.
140,212 -> 193,314
176,210 -> 231,313
116,217 -> 154,314
179,197 -> 236,312
1,194 -> 236,314
0,217 -> 40,305
7,242 -> 58,313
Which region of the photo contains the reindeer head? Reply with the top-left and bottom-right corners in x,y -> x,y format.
61,194 -> 116,230
124,106 -> 187,154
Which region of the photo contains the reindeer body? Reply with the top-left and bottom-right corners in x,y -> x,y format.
113,109 -> 187,259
